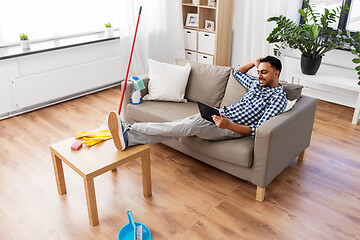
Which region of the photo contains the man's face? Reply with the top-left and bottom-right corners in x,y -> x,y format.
257,62 -> 280,88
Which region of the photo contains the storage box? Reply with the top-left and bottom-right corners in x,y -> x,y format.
198,31 -> 215,55
184,29 -> 197,51
198,53 -> 214,65
185,50 -> 197,62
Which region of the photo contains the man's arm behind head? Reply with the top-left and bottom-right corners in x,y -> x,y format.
237,57 -> 262,74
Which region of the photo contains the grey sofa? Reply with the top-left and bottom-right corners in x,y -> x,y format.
121,60 -> 317,202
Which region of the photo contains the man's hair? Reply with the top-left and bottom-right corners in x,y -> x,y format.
260,56 -> 282,73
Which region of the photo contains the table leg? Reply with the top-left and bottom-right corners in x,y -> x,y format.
51,152 -> 67,195
141,151 -> 152,197
83,177 -> 99,226
352,93 -> 360,125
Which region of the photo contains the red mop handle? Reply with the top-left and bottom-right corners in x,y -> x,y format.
118,6 -> 143,114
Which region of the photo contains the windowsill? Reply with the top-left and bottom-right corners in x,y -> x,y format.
0,31 -> 120,61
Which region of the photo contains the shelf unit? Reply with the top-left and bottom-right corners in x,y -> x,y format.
182,0 -> 234,66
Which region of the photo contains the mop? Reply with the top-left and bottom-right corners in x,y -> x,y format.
75,6 -> 143,148
117,9 -> 151,240
118,6 -> 143,115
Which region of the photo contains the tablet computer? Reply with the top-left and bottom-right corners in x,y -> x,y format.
197,100 -> 220,124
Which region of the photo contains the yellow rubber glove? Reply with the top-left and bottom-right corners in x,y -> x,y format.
75,129 -> 112,139
82,136 -> 112,147
75,129 -> 112,147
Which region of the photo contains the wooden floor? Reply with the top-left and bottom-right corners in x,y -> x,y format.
0,86 -> 359,240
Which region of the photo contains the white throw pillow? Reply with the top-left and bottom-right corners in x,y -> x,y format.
143,58 -> 191,102
283,99 -> 297,112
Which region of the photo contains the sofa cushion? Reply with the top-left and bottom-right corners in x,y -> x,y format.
220,69 -> 248,108
143,59 -> 191,102
127,101 -> 199,123
280,80 -> 303,101
180,136 -> 254,168
175,59 -> 231,107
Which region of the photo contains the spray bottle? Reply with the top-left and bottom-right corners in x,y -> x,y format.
130,76 -> 145,105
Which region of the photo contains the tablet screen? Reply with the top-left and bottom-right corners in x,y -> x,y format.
197,101 -> 219,124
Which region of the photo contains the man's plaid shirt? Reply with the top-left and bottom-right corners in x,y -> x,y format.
219,70 -> 287,138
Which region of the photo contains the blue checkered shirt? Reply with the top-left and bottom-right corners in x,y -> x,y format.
219,70 -> 287,138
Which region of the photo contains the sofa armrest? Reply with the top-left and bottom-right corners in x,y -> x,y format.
250,96 -> 317,188
121,77 -> 150,122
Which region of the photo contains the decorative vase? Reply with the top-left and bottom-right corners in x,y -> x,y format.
105,27 -> 113,37
301,55 -> 322,75
20,40 -> 30,50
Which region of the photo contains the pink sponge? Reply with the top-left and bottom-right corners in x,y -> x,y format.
70,141 -> 82,150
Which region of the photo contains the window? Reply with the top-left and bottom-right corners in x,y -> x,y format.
301,0 -> 360,32
0,0 -> 121,46
347,0 -> 360,31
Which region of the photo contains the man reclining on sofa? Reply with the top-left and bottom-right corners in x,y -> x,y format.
107,56 -> 288,151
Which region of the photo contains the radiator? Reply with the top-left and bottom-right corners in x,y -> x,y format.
12,56 -> 127,109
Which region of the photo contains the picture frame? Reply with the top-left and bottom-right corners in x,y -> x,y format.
186,13 -> 198,27
205,20 -> 215,31
207,0 -> 216,7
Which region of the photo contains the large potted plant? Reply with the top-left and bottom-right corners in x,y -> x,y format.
266,0 -> 349,75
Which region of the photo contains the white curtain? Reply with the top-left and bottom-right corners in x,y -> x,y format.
231,0 -> 293,74
118,0 -> 185,76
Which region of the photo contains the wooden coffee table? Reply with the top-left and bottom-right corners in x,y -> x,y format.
50,137 -> 151,226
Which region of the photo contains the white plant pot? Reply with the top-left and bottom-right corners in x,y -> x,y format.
20,40 -> 30,50
105,27 -> 113,37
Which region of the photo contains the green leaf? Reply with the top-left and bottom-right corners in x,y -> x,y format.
299,9 -> 305,17
325,8 -> 329,16
352,58 -> 360,63
356,45 -> 360,53
355,66 -> 360,71
353,32 -> 360,39
358,81 -> 360,85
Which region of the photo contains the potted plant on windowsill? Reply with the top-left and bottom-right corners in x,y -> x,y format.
266,0 -> 350,75
105,22 -> 113,37
19,33 -> 30,50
